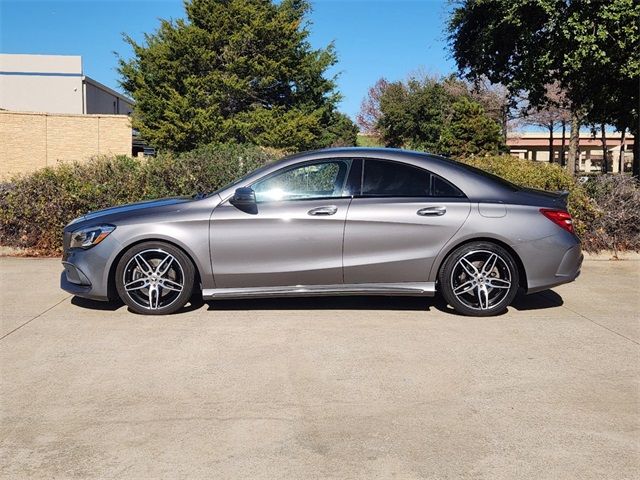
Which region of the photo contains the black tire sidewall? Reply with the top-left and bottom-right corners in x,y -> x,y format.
439,242 -> 519,317
115,241 -> 195,315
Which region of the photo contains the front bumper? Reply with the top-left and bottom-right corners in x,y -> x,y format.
60,236 -> 117,302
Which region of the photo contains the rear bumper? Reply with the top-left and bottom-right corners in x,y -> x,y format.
513,234 -> 583,294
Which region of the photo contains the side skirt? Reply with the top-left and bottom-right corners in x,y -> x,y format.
202,282 -> 436,300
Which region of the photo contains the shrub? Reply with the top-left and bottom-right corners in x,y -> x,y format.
582,175 -> 640,254
0,149 -> 626,256
457,155 -> 597,237
0,144 -> 278,254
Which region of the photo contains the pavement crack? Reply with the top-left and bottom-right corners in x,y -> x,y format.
560,303 -> 639,346
0,295 -> 71,342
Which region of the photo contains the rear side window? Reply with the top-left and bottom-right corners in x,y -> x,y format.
431,175 -> 464,198
362,160 -> 430,197
360,159 -> 465,198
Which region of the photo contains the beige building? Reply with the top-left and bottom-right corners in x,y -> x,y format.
0,54 -> 134,179
0,111 -> 131,180
507,132 -> 635,173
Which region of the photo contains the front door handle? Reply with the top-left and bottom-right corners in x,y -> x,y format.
417,206 -> 447,216
308,205 -> 338,216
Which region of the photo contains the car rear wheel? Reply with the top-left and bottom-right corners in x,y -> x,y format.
439,242 -> 519,317
115,241 -> 195,315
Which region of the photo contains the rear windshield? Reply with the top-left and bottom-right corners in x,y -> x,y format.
454,162 -> 519,191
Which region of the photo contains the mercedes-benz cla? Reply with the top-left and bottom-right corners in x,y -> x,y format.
61,148 -> 582,316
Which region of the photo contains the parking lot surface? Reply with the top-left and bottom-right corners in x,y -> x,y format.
1,256 -> 638,479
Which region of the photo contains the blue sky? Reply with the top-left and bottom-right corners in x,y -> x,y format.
0,0 -> 456,120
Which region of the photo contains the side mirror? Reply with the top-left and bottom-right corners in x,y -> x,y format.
230,187 -> 257,214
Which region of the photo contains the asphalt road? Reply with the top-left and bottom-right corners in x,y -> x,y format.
1,256 -> 638,479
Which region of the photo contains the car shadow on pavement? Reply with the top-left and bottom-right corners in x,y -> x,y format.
205,290 -> 564,315
70,295 -> 205,314
205,295 -> 444,312
70,289 -> 563,315
510,290 -> 564,311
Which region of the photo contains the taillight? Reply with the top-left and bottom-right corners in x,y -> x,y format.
540,208 -> 574,234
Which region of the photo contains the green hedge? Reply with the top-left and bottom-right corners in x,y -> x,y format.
0,144 -> 278,253
0,148 -> 617,254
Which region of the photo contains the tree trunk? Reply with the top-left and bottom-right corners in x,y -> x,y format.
600,123 -> 608,173
568,110 -> 580,175
548,124 -> 554,163
560,121 -> 567,167
501,104 -> 508,145
633,118 -> 640,178
618,130 -> 626,173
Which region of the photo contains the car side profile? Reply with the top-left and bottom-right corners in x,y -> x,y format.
61,148 -> 582,316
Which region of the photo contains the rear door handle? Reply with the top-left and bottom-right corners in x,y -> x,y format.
417,206 -> 446,216
308,205 -> 338,216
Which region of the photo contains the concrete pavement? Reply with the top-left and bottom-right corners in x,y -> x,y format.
1,256 -> 638,479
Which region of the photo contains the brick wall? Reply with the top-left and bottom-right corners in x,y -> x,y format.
0,111 -> 132,180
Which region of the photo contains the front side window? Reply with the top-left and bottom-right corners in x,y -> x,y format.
252,160 -> 350,202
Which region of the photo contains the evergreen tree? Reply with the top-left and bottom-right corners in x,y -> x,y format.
119,0 -> 352,152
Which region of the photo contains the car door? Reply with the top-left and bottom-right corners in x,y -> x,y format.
210,159 -> 354,288
343,158 -> 471,284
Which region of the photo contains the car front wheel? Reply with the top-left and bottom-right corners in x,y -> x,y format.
439,242 -> 519,317
115,241 -> 195,315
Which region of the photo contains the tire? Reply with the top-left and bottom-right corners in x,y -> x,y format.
439,241 -> 519,317
115,241 -> 195,315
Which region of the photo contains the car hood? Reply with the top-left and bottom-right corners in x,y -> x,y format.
66,196 -> 193,229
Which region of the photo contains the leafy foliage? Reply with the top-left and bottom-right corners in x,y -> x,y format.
447,0 -> 640,174
118,0 -> 354,152
2,148 -> 621,255
375,75 -> 505,156
0,145 -> 278,253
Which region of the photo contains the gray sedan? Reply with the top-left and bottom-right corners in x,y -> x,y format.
61,148 -> 582,316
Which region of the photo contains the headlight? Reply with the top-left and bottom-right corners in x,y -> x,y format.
69,225 -> 116,249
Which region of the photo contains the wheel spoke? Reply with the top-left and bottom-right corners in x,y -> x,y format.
124,278 -> 148,291
453,280 -> 475,296
477,285 -> 489,309
134,254 -> 153,275
481,253 -> 498,275
459,257 -> 479,276
159,278 -> 183,292
486,278 -> 511,289
148,285 -> 160,309
155,254 -> 175,277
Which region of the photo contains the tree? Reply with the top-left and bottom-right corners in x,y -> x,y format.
356,78 -> 389,137
522,83 -> 571,164
377,76 -> 449,151
373,74 -> 504,156
448,0 -> 640,175
323,112 -> 358,147
118,0 -> 349,152
439,97 -> 504,156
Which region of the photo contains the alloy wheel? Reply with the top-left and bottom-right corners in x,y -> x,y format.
122,249 -> 185,310
450,250 -> 512,311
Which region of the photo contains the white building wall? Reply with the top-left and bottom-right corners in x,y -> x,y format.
0,54 -> 84,114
